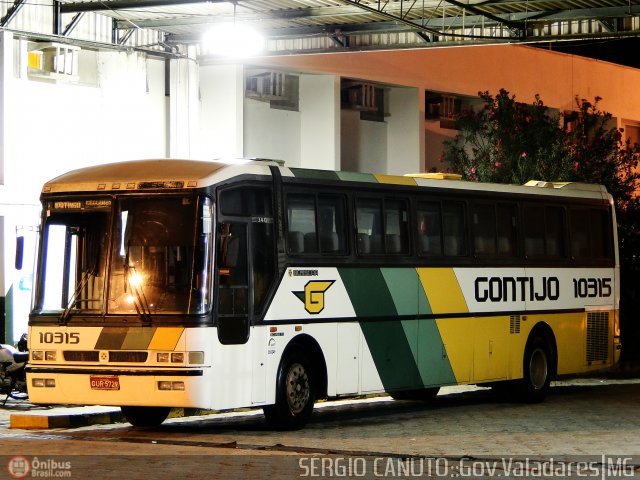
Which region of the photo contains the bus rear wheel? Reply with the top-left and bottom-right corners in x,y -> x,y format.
263,350 -> 316,430
121,406 -> 171,427
516,336 -> 551,403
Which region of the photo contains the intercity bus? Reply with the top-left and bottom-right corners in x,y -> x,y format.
24,159 -> 620,429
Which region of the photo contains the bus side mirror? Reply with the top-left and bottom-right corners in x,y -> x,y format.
15,236 -> 24,270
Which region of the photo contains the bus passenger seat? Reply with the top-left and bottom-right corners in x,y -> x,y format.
287,231 -> 304,254
320,232 -> 339,252
357,233 -> 370,254
421,235 -> 441,254
386,234 -> 401,253
304,232 -> 317,253
444,236 -> 459,255
369,234 -> 383,253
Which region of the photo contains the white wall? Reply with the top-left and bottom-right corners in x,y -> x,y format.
198,63 -> 244,159
244,98 -> 301,165
0,32 -> 168,341
340,85 -> 421,175
340,110 -> 388,173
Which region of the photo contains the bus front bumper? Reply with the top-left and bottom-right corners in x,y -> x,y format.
26,367 -> 211,408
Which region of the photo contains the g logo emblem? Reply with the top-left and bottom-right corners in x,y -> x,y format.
293,280 -> 335,314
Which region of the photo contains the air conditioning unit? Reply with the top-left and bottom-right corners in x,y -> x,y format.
27,42 -> 80,82
343,83 -> 377,111
245,71 -> 287,101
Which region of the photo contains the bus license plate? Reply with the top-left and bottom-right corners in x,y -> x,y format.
90,376 -> 120,391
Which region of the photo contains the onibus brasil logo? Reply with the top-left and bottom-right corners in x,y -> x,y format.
293,280 -> 335,314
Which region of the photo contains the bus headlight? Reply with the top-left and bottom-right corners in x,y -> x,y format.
45,351 -> 57,361
171,353 -> 184,363
31,351 -> 44,361
188,351 -> 204,365
157,353 -> 170,363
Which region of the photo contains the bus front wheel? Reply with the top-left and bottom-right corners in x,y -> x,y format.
121,406 -> 171,427
517,336 -> 552,403
263,349 -> 316,430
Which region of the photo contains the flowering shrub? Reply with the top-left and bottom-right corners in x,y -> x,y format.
443,90 -> 639,210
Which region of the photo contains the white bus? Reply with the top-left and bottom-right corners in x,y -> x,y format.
24,159 -> 620,429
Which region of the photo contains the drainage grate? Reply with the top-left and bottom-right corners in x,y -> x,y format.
586,311 -> 609,363
510,315 -> 521,334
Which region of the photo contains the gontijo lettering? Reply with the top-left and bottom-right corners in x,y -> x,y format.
475,276 -> 560,302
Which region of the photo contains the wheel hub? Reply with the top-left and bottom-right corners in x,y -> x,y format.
286,362 -> 310,414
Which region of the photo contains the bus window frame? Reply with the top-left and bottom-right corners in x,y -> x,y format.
284,189 -> 350,257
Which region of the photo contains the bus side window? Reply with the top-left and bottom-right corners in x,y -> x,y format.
569,209 -> 590,258
286,194 -> 317,254
523,205 -> 546,257
496,203 -> 517,256
417,201 -> 442,255
318,195 -> 347,254
442,202 -> 467,256
356,199 -> 383,255
570,208 -> 613,260
472,203 -> 497,255
545,206 -> 566,258
384,199 -> 409,254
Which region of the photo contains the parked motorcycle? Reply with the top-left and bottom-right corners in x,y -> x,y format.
0,333 -> 28,404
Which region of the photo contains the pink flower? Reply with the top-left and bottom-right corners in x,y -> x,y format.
470,167 -> 477,174
521,152 -> 527,158
494,162 -> 502,168
573,161 -> 580,171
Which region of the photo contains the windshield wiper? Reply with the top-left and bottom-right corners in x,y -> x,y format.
127,265 -> 153,325
59,270 -> 92,325
124,243 -> 153,325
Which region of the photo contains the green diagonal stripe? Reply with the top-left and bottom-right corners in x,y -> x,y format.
94,327 -> 129,350
338,268 -> 397,317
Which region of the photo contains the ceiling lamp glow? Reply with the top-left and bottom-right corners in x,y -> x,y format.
202,23 -> 264,57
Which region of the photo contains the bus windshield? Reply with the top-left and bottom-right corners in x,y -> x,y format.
37,195 -> 213,318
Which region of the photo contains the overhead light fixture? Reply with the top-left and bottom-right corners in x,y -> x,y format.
201,23 -> 264,58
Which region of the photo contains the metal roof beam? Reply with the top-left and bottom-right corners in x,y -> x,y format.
63,12 -> 85,36
60,0 -> 226,14
0,0 -> 26,27
333,0 -> 445,40
441,0 -> 522,30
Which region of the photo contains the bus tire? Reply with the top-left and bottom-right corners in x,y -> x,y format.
263,349 -> 316,430
389,387 -> 440,401
517,336 -> 551,403
121,406 -> 170,427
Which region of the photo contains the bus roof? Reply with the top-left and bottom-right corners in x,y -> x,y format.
42,159 -> 276,194
42,158 -> 610,202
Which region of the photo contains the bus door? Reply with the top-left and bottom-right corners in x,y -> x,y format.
217,222 -> 250,345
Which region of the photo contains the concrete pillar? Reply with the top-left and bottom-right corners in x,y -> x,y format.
386,86 -> 422,175
299,74 -> 340,170
0,32 -> 11,342
0,31 -> 12,186
198,63 -> 244,159
169,46 -> 200,159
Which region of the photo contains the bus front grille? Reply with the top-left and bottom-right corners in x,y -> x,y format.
108,351 -> 148,363
63,351 -> 100,362
62,351 -> 149,363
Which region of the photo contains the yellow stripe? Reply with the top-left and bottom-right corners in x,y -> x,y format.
148,327 -> 184,350
435,317 -> 474,383
373,174 -> 417,186
417,268 -> 468,314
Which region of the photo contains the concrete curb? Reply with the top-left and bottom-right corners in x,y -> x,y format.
9,406 -> 216,429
